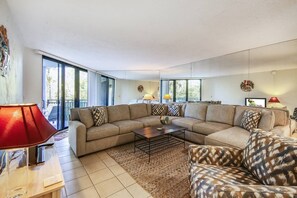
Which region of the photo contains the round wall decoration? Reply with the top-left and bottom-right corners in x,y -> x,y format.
137,85 -> 144,92
240,80 -> 254,92
0,25 -> 10,77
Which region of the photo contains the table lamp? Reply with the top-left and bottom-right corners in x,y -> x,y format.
268,97 -> 280,103
163,94 -> 172,103
143,94 -> 153,103
0,103 -> 57,198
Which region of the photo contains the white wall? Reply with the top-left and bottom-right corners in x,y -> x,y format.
115,79 -> 159,104
23,48 -> 43,105
0,0 -> 24,104
202,68 -> 297,113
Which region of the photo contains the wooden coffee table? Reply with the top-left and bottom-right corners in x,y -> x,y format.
133,124 -> 186,162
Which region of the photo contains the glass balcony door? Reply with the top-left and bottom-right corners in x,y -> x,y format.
42,57 -> 88,130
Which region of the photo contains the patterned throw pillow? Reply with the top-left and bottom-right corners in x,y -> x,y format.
243,129 -> 297,186
151,104 -> 167,116
167,104 -> 181,116
240,110 -> 261,132
91,107 -> 106,126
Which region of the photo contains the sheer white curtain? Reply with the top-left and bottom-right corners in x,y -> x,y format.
88,71 -> 100,106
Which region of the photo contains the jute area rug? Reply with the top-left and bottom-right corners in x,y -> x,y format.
106,143 -> 190,198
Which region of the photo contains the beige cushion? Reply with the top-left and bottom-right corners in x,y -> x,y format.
87,123 -> 119,141
205,126 -> 250,149
184,103 -> 208,121
70,108 -> 81,121
107,105 -> 130,123
135,116 -> 160,127
146,104 -> 152,116
258,110 -> 275,131
78,108 -> 94,128
112,120 -> 144,134
172,118 -> 203,131
91,107 -> 107,126
271,108 -> 289,126
135,116 -> 178,127
206,105 -> 235,125
193,122 -> 232,135
129,104 -> 148,120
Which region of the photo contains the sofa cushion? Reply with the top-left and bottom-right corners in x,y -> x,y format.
107,105 -> 130,122
78,108 -> 94,128
172,118 -> 202,131
243,129 -> 297,186
193,122 -> 231,135
112,120 -> 144,134
135,116 -> 161,127
91,106 -> 107,126
204,127 -> 250,149
271,108 -> 289,126
87,123 -> 119,141
129,103 -> 148,120
184,103 -> 208,121
258,109 -> 275,131
167,104 -> 181,116
240,110 -> 261,132
206,105 -> 235,125
151,104 -> 167,116
189,164 -> 260,197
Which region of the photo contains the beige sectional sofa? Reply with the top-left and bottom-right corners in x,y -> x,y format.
68,103 -> 290,157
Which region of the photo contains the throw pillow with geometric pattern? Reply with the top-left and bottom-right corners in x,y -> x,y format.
151,104 -> 167,116
243,129 -> 297,186
91,107 -> 106,126
167,104 -> 181,116
240,110 -> 261,132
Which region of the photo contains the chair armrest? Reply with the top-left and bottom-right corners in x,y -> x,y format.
68,121 -> 87,157
188,145 -> 243,167
213,185 -> 297,197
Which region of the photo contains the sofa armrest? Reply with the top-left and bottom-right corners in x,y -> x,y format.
68,121 -> 87,157
211,185 -> 297,197
188,145 -> 243,167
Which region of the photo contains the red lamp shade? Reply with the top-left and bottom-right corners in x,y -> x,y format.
0,104 -> 57,149
268,97 -> 280,103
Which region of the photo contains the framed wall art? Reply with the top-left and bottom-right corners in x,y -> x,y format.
245,98 -> 266,108
0,25 -> 10,77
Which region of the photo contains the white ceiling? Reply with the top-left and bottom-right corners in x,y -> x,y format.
6,0 -> 297,74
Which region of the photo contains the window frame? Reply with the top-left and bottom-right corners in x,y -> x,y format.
160,79 -> 202,103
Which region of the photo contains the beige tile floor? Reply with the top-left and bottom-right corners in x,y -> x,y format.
55,138 -> 152,198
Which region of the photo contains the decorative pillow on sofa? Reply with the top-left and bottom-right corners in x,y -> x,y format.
240,110 -> 261,132
91,107 -> 106,126
151,104 -> 167,116
167,104 -> 181,116
243,129 -> 297,186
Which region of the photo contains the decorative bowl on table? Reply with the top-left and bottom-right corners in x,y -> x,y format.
160,116 -> 169,125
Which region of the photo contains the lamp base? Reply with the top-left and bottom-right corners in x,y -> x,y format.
29,146 -> 46,165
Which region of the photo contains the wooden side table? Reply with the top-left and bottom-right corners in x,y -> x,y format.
0,146 -> 65,198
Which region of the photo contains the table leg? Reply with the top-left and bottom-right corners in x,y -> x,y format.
148,139 -> 151,163
134,134 -> 136,153
183,129 -> 186,149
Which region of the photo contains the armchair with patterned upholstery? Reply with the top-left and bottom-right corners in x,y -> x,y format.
189,129 -> 297,198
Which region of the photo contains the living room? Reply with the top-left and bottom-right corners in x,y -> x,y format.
1,0 -> 297,198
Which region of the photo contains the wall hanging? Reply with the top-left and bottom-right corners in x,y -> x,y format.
0,25 -> 10,77
137,85 -> 144,92
240,49 -> 254,92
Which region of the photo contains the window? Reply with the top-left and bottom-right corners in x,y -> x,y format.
42,56 -> 88,130
161,79 -> 201,103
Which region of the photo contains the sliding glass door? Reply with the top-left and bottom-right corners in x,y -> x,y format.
42,57 -> 88,130
99,76 -> 115,106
